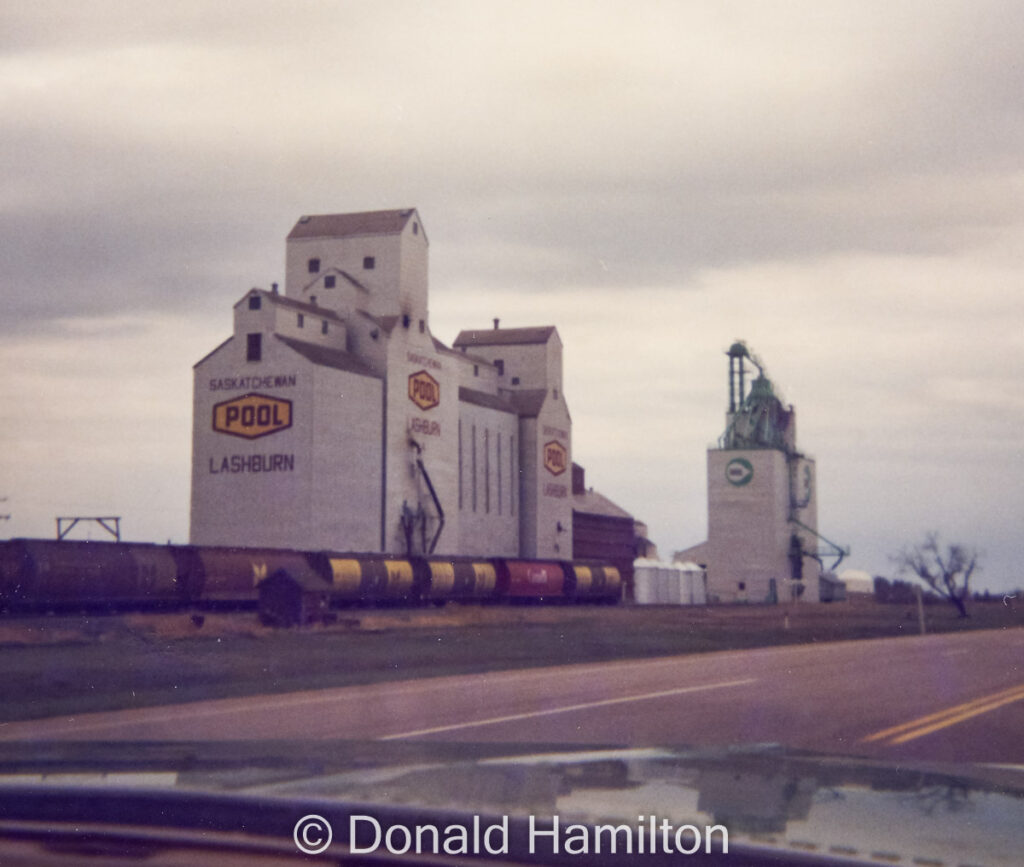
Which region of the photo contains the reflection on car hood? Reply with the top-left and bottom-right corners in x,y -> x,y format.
0,741 -> 1021,865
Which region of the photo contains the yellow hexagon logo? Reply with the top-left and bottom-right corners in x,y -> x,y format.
212,393 -> 293,439
543,440 -> 568,476
408,370 -> 440,411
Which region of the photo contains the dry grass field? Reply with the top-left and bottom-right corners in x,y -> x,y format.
1,595 -> 1020,724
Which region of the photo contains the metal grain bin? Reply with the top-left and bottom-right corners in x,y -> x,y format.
633,559 -> 707,605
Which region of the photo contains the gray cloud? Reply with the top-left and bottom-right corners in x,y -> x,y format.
5,2 -> 1022,308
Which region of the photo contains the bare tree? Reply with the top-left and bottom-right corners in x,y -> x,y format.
893,533 -> 978,618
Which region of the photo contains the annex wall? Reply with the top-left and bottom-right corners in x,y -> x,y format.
191,335 -> 383,550
703,448 -> 821,603
380,326 -> 461,556
456,393 -> 520,557
705,448 -> 791,603
523,401 -> 573,560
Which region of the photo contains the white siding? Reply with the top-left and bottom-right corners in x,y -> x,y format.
457,400 -> 519,556
190,337 -> 383,549
702,448 -> 821,603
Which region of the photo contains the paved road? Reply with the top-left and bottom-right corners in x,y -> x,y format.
3,629 -> 1022,763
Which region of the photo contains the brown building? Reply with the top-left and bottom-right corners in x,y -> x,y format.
571,463 -> 637,599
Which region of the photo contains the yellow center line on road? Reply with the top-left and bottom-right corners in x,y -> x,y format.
862,684 -> 1024,746
379,678 -> 757,741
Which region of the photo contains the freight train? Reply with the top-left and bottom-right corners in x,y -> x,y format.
0,538 -> 622,613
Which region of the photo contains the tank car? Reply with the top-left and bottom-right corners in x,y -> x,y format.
183,546 -> 328,606
496,559 -> 566,602
563,560 -> 623,604
418,556 -> 500,605
322,553 -> 419,606
0,539 -> 22,608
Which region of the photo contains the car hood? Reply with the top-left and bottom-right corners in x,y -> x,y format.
0,741 -> 1021,865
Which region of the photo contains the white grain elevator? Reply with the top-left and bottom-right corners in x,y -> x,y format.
676,342 -> 846,603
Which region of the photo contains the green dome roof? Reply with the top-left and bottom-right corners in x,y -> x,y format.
727,341 -> 749,358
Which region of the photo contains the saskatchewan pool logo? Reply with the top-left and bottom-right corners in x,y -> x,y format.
725,458 -> 754,486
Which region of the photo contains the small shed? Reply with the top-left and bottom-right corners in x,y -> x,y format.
258,568 -> 330,627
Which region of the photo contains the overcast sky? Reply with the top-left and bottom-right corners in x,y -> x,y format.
2,1 -> 1022,593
